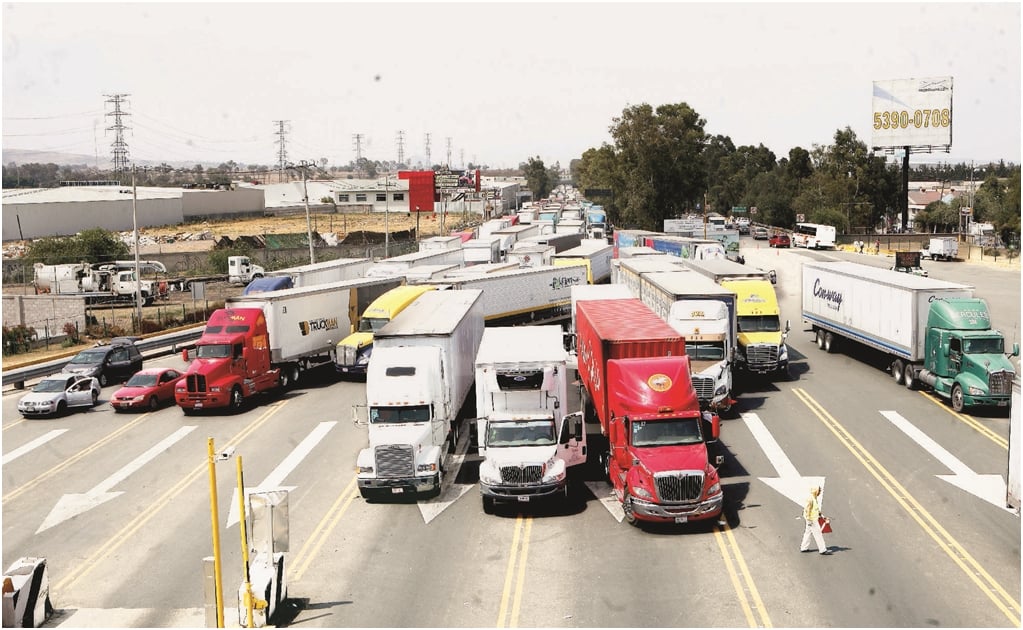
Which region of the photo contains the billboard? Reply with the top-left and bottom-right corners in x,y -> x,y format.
871,76 -> 953,149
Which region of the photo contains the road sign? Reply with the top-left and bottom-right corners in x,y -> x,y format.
731,206 -> 748,214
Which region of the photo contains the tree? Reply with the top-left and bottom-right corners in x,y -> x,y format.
521,156 -> 551,201
25,228 -> 131,265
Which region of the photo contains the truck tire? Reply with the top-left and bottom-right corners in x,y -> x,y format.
892,359 -> 905,384
279,367 -> 291,390
622,491 -> 638,526
951,384 -> 965,412
482,496 -> 495,515
823,332 -> 836,353
816,329 -> 826,350
230,386 -> 244,411
903,365 -> 917,389
448,420 -> 460,454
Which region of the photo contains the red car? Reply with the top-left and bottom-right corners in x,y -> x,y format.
111,367 -> 184,411
769,233 -> 791,248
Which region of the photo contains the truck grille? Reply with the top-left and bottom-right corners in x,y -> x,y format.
340,345 -> 357,366
691,375 -> 715,401
989,371 -> 1014,396
186,374 -> 207,392
655,471 -> 704,502
746,344 -> 779,366
375,444 -> 414,478
500,465 -> 543,484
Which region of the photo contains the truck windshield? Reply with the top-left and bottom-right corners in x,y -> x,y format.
737,315 -> 780,333
358,317 -> 390,333
370,405 -> 431,424
631,418 -> 702,447
196,344 -> 232,359
486,419 -> 556,447
964,337 -> 1003,354
686,341 -> 725,361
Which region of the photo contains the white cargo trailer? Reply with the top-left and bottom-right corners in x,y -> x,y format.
356,290 -> 485,498
514,231 -> 585,254
490,223 -> 541,255
266,257 -> 371,288
427,265 -> 588,326
462,238 -> 503,265
226,276 -> 401,366
403,263 -> 462,283
505,244 -> 555,268
612,256 -> 688,294
418,235 -> 464,252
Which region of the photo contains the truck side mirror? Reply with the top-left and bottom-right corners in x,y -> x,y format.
182,348 -> 190,362
1012,343 -> 1020,357
784,319 -> 791,334
351,405 -> 369,427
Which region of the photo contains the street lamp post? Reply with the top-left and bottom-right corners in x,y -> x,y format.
131,165 -> 142,331
384,172 -> 390,258
301,164 -> 315,265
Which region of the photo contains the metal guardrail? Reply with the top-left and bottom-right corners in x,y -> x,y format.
2,327 -> 205,389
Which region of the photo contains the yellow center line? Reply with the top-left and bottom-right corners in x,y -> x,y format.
509,516 -> 532,628
53,400 -> 287,593
792,387 -> 1020,624
290,476 -> 360,582
4,412 -> 152,505
918,391 -> 1008,449
496,514 -> 527,628
3,417 -> 26,431
714,521 -> 772,628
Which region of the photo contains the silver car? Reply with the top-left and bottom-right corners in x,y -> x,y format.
18,374 -> 101,418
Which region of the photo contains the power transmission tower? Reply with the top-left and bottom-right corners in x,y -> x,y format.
352,134 -> 364,173
273,120 -> 290,182
396,130 -> 406,167
424,133 -> 432,169
446,137 -> 452,168
104,93 -> 131,174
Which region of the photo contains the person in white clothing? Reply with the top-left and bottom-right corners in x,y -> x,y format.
800,485 -> 831,555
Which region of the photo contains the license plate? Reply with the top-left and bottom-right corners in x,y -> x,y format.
193,403 -> 203,409
675,516 -> 688,524
998,401 -> 1009,406
517,496 -> 530,502
391,487 -> 404,494
342,368 -> 349,372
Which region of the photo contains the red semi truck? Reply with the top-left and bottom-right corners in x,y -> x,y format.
576,298 -> 724,526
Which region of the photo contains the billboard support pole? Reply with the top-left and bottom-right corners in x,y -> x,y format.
902,146 -> 910,232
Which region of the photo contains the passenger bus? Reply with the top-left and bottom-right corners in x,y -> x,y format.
792,223 -> 836,249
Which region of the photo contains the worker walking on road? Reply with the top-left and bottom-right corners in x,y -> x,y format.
800,486 -> 831,555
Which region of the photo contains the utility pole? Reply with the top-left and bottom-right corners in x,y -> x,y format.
131,165 -> 142,330
396,130 -> 406,167
105,93 -> 131,174
287,161 -> 317,264
384,172 -> 391,258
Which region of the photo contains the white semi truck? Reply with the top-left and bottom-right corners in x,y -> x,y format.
32,261 -> 168,306
355,290 -> 485,499
265,257 -> 371,288
474,326 -> 586,514
552,239 -> 614,284
639,271 -> 738,413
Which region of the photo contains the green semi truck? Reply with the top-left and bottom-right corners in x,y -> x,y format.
802,261 -> 1017,413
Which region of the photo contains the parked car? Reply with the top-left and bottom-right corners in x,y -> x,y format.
61,337 -> 143,387
891,264 -> 929,277
752,227 -> 769,240
111,367 -> 185,412
18,374 -> 101,418
769,233 -> 791,248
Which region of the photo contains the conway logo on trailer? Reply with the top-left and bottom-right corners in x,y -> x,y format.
812,278 -> 844,310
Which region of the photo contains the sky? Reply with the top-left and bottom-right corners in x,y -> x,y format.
2,2 -> 1020,172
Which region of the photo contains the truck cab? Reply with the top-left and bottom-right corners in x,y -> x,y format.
335,285 -> 437,376
722,279 -> 790,377
918,298 -> 1018,411
228,255 -> 265,285
605,356 -> 723,525
668,300 -> 733,412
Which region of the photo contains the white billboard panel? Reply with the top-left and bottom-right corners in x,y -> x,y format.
871,76 -> 953,149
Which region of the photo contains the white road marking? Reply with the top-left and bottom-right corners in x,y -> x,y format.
742,412 -> 826,508
3,429 -> 68,465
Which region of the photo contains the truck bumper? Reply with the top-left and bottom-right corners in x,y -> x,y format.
629,492 -> 723,523
480,479 -> 568,504
176,395 -> 228,409
335,363 -> 367,376
358,474 -> 439,498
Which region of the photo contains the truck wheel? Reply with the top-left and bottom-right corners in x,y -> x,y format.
903,366 -> 916,389
482,496 -> 495,515
622,492 -> 638,526
823,332 -> 836,353
230,386 -> 244,411
448,421 -> 460,454
951,384 -> 965,413
279,368 -> 290,390
816,330 -> 826,350
273,557 -> 285,620
892,359 -> 905,384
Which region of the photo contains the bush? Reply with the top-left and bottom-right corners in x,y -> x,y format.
3,324 -> 37,356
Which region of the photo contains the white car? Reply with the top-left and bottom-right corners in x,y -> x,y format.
18,374 -> 101,418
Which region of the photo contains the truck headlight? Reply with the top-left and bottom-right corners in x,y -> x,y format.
357,465 -> 374,474
479,462 -> 501,485
706,481 -> 721,497
417,463 -> 437,473
715,384 -> 727,396
968,386 -> 985,396
632,485 -> 653,499
779,345 -> 788,361
542,457 -> 566,482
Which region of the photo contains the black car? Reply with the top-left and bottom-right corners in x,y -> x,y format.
61,337 -> 143,387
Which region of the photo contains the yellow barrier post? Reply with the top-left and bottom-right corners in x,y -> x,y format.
236,456 -> 257,628
207,438 -> 226,628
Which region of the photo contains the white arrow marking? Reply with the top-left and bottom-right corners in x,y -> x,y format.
37,426 -> 197,533
227,421 -> 337,527
880,410 -> 1012,511
3,429 -> 68,465
419,423 -> 476,525
742,412 -> 826,508
583,481 -> 625,522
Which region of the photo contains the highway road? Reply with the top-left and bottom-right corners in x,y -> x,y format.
2,240 -> 1019,628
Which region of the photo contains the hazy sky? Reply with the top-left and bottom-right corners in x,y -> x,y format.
3,2 -> 1020,170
